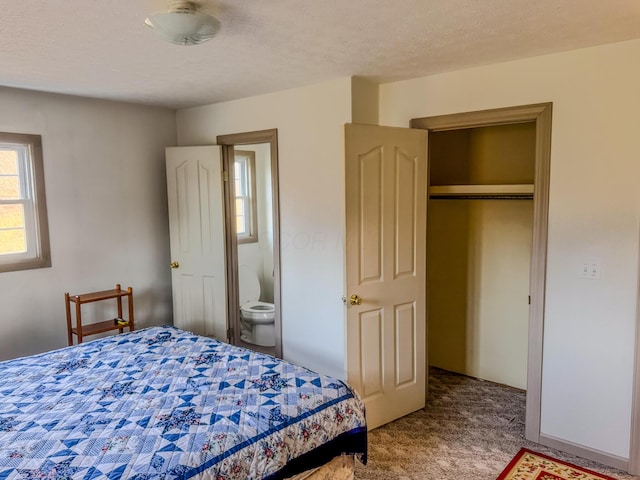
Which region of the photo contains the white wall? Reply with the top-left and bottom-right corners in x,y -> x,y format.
0,87 -> 176,361
177,78 -> 352,379
237,143 -> 274,303
257,143 -> 275,303
380,39 -> 640,459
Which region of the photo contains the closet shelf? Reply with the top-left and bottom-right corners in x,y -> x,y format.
429,184 -> 534,197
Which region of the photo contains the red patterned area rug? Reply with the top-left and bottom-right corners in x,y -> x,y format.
497,448 -> 618,480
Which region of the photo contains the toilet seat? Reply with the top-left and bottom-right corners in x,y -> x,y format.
241,301 -> 275,313
241,301 -> 275,325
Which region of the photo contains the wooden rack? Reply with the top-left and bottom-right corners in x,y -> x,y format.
65,284 -> 134,345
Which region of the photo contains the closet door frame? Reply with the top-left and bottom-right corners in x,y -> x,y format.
411,103 -> 552,443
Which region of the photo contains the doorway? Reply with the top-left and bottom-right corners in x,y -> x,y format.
217,129 -> 282,358
411,103 -> 552,441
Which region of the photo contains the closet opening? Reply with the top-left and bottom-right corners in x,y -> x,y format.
412,103 -> 552,442
427,123 -> 535,391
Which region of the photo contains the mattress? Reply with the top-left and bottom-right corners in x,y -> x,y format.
0,326 -> 366,479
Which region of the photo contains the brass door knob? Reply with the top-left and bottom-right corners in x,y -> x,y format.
170,261 -> 180,269
349,294 -> 362,305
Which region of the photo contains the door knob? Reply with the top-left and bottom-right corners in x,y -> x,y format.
349,294 -> 362,305
170,261 -> 180,269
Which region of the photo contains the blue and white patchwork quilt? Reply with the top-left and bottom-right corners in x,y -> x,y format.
0,327 -> 366,479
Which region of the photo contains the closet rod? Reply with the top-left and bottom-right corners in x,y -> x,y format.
430,194 -> 534,200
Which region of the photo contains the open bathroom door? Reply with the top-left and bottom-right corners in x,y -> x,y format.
166,146 -> 228,340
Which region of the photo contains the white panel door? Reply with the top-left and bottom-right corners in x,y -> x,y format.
166,146 -> 227,339
345,123 -> 427,430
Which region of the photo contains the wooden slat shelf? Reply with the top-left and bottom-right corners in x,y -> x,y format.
68,288 -> 131,304
71,319 -> 131,337
65,283 -> 134,345
429,184 -> 534,197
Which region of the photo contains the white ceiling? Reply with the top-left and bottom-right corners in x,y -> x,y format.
2,0 -> 640,110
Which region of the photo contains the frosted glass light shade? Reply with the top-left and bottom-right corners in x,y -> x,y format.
145,11 -> 220,46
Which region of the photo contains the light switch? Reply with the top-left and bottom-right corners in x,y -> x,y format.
580,261 -> 601,279
580,263 -> 589,278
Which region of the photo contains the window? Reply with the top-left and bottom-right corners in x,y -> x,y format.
233,150 -> 258,244
0,132 -> 50,272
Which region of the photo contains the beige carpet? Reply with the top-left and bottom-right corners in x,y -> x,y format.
355,368 -> 639,480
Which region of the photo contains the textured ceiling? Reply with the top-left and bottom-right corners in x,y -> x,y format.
1,0 -> 640,109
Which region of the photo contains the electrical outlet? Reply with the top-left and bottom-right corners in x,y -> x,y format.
589,262 -> 601,279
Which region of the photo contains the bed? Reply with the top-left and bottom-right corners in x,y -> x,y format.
0,326 -> 366,479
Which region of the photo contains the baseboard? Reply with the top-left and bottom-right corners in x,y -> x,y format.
539,433 -> 628,472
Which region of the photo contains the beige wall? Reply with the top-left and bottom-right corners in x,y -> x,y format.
430,123 -> 536,185
380,39 -> 640,459
428,199 -> 533,389
351,77 -> 379,125
0,87 -> 176,361
177,78 -> 352,379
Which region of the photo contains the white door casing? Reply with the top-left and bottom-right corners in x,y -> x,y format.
345,123 -> 428,430
166,146 -> 227,339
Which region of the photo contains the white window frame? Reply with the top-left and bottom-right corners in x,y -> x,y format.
0,132 -> 51,272
234,150 -> 258,244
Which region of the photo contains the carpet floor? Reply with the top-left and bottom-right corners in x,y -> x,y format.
354,368 -> 639,480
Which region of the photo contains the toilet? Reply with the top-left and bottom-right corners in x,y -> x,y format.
238,265 -> 276,347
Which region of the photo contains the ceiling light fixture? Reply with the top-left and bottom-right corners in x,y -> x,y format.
145,1 -> 220,46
